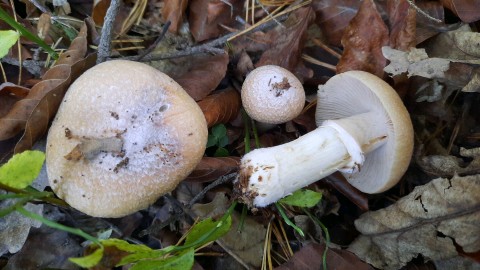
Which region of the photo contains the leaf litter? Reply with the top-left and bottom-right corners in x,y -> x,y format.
0,0 -> 480,269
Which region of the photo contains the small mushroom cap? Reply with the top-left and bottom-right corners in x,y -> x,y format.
241,65 -> 305,124
46,60 -> 208,217
316,71 -> 413,193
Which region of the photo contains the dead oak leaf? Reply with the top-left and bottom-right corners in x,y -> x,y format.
387,0 -> 416,51
348,174 -> 480,270
172,53 -> 229,101
162,0 -> 189,34
186,156 -> 240,183
336,0 -> 389,78
188,0 -> 243,42
275,243 -> 373,270
311,0 -> 362,46
256,6 -> 315,81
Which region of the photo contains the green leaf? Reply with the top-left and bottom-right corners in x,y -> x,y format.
0,30 -> 19,58
184,215 -> 232,247
69,247 -> 104,268
279,189 -> 322,208
0,150 -> 45,189
102,238 -> 153,253
218,135 -> 229,148
130,248 -> 194,270
211,124 -> 227,138
0,6 -> 58,59
206,134 -> 218,148
117,250 -> 167,267
213,147 -> 229,157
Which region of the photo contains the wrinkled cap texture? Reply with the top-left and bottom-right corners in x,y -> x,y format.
46,60 -> 208,217
316,71 -> 413,193
242,65 -> 305,124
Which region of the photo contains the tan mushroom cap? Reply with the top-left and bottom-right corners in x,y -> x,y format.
46,60 -> 208,217
241,65 -> 305,124
316,71 -> 413,193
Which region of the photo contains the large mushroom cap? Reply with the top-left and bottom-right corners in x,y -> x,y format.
316,71 -> 413,193
241,65 -> 305,124
46,60 -> 208,217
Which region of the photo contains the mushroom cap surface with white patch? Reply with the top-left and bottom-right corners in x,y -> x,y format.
316,71 -> 413,193
241,65 -> 305,124
46,60 -> 208,217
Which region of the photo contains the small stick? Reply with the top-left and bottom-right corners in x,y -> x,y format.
136,21 -> 171,61
123,14 -> 287,62
302,54 -> 336,72
96,0 -> 121,64
188,173 -> 237,208
312,38 -> 341,59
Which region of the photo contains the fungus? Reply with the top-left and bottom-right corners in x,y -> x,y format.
241,65 -> 305,124
236,71 -> 413,207
46,60 -> 208,217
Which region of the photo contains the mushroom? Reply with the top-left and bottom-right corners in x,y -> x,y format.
46,60 -> 208,217
236,71 -> 413,207
241,65 -> 305,124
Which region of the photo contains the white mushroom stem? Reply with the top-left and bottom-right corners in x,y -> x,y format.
237,111 -> 388,207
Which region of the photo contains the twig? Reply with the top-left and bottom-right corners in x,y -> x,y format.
188,173 -> 237,208
302,54 -> 336,72
406,0 -> 442,23
96,0 -> 121,64
312,38 -> 341,59
122,14 -> 287,62
135,21 -> 171,61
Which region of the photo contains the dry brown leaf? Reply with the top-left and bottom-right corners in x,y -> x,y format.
440,0 -> 480,23
311,0 -> 362,46
0,20 -> 96,153
425,25 -> 480,61
417,147 -> 480,178
188,0 -> 243,42
336,0 -> 389,78
256,6 -> 315,81
197,87 -> 240,127
3,226 -> 82,269
173,53 -> 229,101
387,0 -> 416,51
192,193 -> 265,268
186,156 -> 240,183
162,0 -> 189,34
275,242 -> 373,270
415,1 -> 448,45
348,174 -> 480,270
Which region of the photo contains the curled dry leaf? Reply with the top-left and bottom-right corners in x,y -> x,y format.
162,0 -> 188,34
173,53 -> 229,101
440,0 -> 480,23
197,87 -> 241,128
0,20 -> 96,153
275,242 -> 373,270
311,0 -> 362,46
348,174 -> 480,270
186,156 -> 240,183
336,0 -> 389,78
256,6 -> 315,81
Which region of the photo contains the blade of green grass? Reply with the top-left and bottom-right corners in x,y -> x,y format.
0,6 -> 58,59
